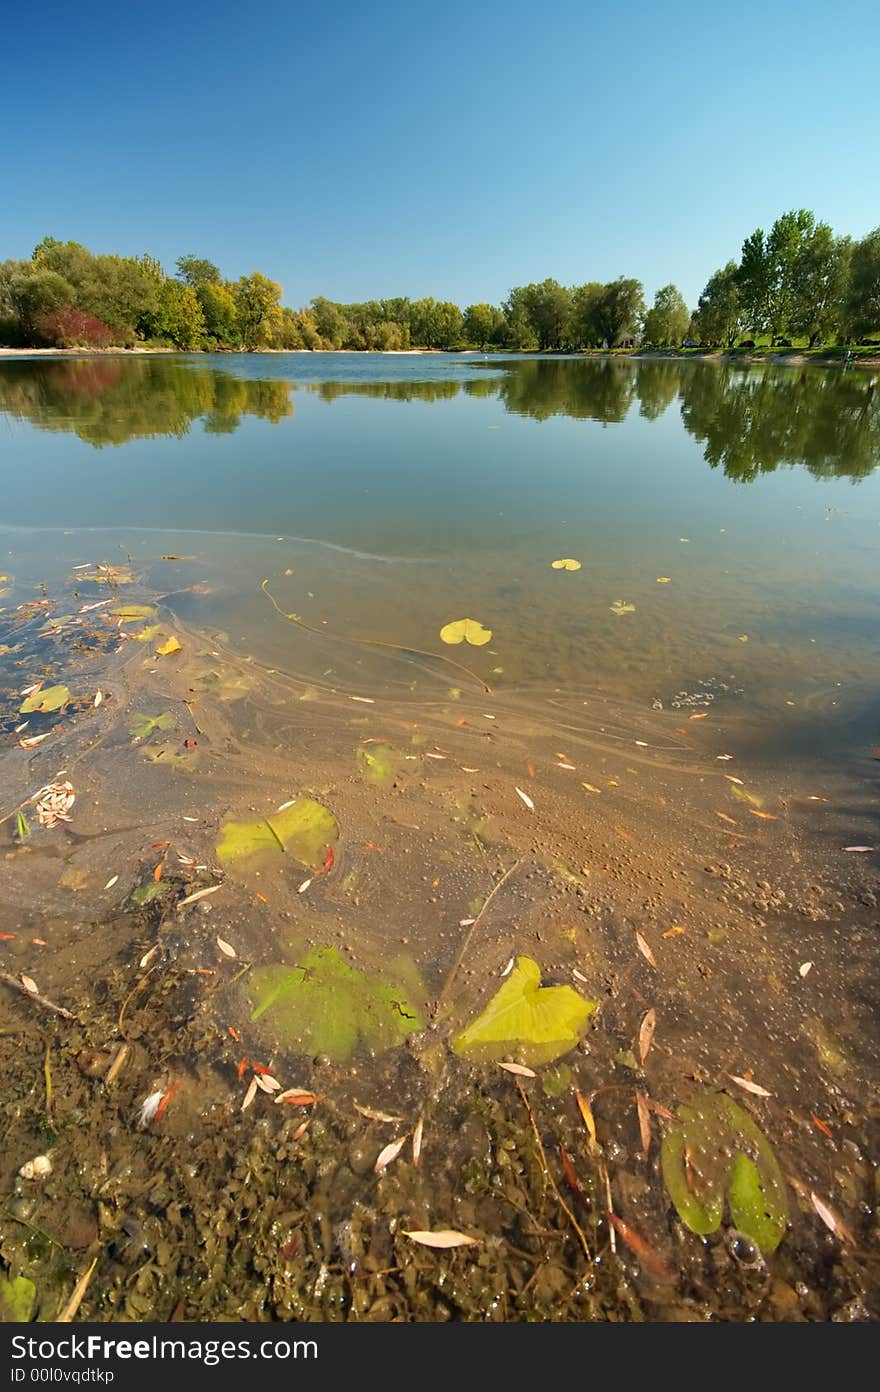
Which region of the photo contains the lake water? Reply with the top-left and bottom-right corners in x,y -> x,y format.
1,352 -> 878,1322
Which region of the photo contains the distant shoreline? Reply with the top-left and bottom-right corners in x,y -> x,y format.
1,345 -> 877,368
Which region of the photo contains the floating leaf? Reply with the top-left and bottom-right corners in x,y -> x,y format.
610,600 -> 635,616
660,1089 -> 787,1252
129,711 -> 175,739
217,797 -> 338,868
452,956 -> 596,1067
356,743 -> 401,784
19,684 -> 70,715
249,946 -> 424,1062
0,1273 -> 36,1322
155,636 -> 182,656
551,558 -> 581,571
439,618 -> 492,646
656,577 -> 671,584
403,1230 -> 478,1249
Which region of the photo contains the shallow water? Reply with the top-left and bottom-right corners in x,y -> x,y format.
0,353 -> 878,1322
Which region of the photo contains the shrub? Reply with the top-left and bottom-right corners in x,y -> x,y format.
37,304 -> 115,348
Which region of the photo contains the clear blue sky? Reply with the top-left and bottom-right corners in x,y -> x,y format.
4,0 -> 878,311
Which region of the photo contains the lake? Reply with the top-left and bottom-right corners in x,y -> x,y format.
1,352 -> 878,1321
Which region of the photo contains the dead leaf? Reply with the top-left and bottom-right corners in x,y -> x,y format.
810,1191 -> 856,1244
799,961 -> 814,978
662,926 -> 685,938
412,1116 -> 424,1167
240,1077 -> 258,1112
635,1090 -> 651,1156
843,845 -> 875,853
374,1136 -> 407,1173
216,936 -> 237,958
749,810 -> 778,820
574,1089 -> 597,1146
606,1213 -> 674,1282
514,786 -> 535,811
635,931 -> 657,968
155,636 -> 182,657
353,1103 -> 404,1123
497,1061 -> 537,1078
402,1230 -> 478,1249
716,812 -> 738,825
689,712 -> 708,720
19,974 -> 39,995
176,884 -> 223,909
275,1088 -> 322,1106
638,1007 -> 656,1065
728,1073 -> 773,1098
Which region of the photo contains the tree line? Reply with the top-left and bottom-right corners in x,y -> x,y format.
1,214 -> 877,353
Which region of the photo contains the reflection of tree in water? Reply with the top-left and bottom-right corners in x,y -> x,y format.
305,378 -> 463,404
485,358 -> 636,423
0,358 -> 293,446
679,366 -> 880,482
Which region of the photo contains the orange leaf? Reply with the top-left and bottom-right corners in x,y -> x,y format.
155,1080 -> 180,1122
606,1213 -> 674,1281
811,1114 -> 833,1139
749,810 -> 777,820
574,1089 -> 597,1146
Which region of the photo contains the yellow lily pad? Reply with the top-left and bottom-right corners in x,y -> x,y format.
610,600 -> 636,616
656,577 -> 671,584
440,618 -> 492,646
155,636 -> 182,656
453,956 -> 596,1066
217,796 -> 338,867
551,558 -> 582,571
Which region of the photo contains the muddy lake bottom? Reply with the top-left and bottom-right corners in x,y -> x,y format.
1,355 -> 879,1322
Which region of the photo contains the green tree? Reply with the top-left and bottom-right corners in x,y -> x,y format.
571,282 -> 605,347
9,270 -> 75,336
736,229 -> 773,338
311,296 -> 348,348
150,281 -> 207,349
642,283 -> 690,347
790,226 -> 851,346
176,255 -> 221,287
463,303 -> 504,349
693,262 -> 742,347
593,278 -> 644,347
843,228 -> 880,341
234,272 -> 282,350
198,282 -> 239,346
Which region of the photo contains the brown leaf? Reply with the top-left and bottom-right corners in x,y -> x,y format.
353,1103 -> 403,1123
497,1061 -> 536,1078
749,809 -> 777,821
638,1007 -> 657,1066
810,1191 -> 856,1245
606,1213 -> 674,1282
559,1143 -> 585,1197
275,1088 -> 322,1106
635,931 -> 657,968
727,1073 -> 773,1098
19,974 -> 39,995
635,1090 -> 651,1157
374,1136 -> 407,1173
574,1089 -> 597,1146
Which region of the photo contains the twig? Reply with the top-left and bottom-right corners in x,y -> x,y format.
58,1256 -> 98,1323
516,1080 -> 592,1266
0,971 -> 76,1021
104,1042 -> 128,1087
433,859 -> 521,1018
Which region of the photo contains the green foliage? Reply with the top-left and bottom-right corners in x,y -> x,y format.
9,269 -> 74,335
693,262 -> 742,347
0,1272 -> 36,1322
234,272 -> 283,350
844,227 -> 880,340
642,283 -> 690,347
249,946 -> 424,1060
660,1089 -> 787,1252
176,255 -> 221,287
463,302 -> 505,349
452,956 -> 596,1066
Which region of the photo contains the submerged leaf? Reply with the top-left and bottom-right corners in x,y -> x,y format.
217,797 -> 338,868
129,711 -> 175,739
110,604 -> 157,623
249,946 -> 424,1062
20,684 -> 70,715
0,1273 -> 37,1322
439,618 -> 492,646
660,1089 -> 787,1252
403,1230 -> 478,1249
453,956 -> 596,1067
610,600 -> 636,616
356,743 -> 401,784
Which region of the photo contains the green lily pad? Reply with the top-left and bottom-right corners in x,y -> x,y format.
452,956 -> 596,1067
131,624 -> 163,643
249,945 -> 424,1061
0,1272 -> 36,1321
660,1089 -> 787,1251
357,743 -> 401,784
129,711 -> 175,738
217,797 -> 338,868
19,684 -> 70,715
